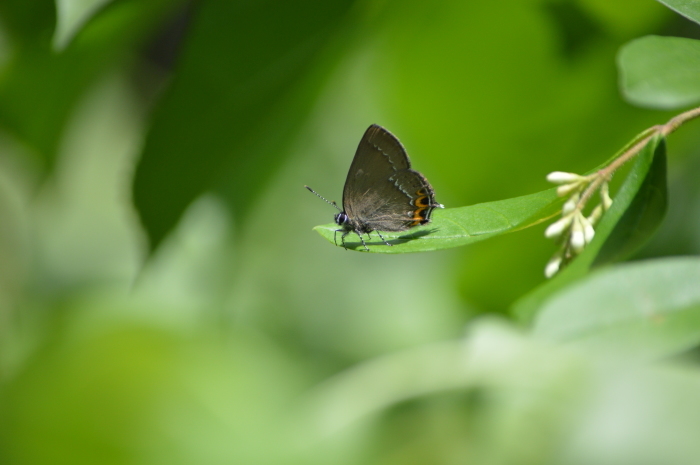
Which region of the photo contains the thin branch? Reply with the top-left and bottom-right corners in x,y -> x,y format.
574,104 -> 700,211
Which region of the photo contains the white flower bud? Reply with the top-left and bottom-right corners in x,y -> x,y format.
557,183 -> 580,197
545,214 -> 573,239
581,215 -> 595,243
570,214 -> 585,253
545,255 -> 562,278
571,230 -> 586,253
587,204 -> 603,225
562,193 -> 580,215
547,171 -> 583,184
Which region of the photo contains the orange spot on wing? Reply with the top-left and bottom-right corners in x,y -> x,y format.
410,206 -> 429,226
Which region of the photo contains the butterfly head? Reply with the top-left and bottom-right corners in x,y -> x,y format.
334,212 -> 349,226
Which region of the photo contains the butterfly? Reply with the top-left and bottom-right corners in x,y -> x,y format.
306,124 -> 443,250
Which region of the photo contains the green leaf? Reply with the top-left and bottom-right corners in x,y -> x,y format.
53,0 -> 114,50
533,257 -> 700,361
593,140 -> 667,265
132,0 -> 357,251
312,130 -> 667,254
512,134 -> 667,323
312,187 -> 563,253
618,35 -> 700,109
657,0 -> 700,25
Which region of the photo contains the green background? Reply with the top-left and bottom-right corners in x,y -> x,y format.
2,0 -> 700,463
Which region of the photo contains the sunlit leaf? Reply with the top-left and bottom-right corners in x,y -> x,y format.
657,0 -> 700,25
313,188 -> 562,253
533,257 -> 700,361
513,135 -> 667,322
618,35 -> 700,109
313,131 -> 667,255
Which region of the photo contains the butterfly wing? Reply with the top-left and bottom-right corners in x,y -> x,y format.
342,125 -> 441,232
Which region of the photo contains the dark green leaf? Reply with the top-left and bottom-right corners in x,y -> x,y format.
618,35 -> 700,109
593,139 -> 667,265
132,0 -> 357,251
533,257 -> 700,361
0,0 -> 179,169
512,134 -> 666,323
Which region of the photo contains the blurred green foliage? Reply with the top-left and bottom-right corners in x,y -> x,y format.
2,0 -> 700,464
620,35 -> 700,108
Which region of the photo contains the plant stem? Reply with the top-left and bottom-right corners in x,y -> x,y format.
662,105 -> 700,135
576,104 -> 700,210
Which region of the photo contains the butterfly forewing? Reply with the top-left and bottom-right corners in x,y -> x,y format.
343,125 -> 412,222
342,124 -> 440,234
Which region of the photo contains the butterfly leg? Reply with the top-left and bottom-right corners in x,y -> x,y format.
366,231 -> 375,245
339,230 -> 350,251
356,231 -> 370,251
376,231 -> 393,247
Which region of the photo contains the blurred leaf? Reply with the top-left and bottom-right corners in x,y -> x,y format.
0,325 -> 181,465
299,316 -> 700,464
543,0 -> 605,60
132,0 -> 357,251
297,318 -> 587,464
560,363 -> 700,465
533,257 -> 700,361
0,0 -> 55,42
578,0 -> 670,36
0,318 -> 305,465
512,134 -> 666,322
657,0 -> 700,24
618,35 -> 700,109
0,0 -> 180,169
53,0 -> 114,50
312,187 -> 562,253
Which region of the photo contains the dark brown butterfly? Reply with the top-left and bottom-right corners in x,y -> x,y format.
307,124 -> 443,250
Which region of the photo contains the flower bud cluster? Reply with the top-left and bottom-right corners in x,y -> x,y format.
543,172 -> 612,278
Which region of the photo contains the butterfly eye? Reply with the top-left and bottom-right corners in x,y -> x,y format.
334,212 -> 349,225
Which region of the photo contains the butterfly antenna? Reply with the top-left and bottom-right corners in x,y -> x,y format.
305,185 -> 341,211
